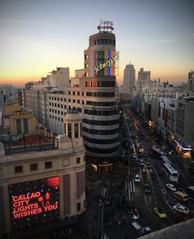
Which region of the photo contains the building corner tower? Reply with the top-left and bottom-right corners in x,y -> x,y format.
82,21 -> 120,167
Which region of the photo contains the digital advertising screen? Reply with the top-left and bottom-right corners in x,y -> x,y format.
9,176 -> 60,230
95,50 -> 119,76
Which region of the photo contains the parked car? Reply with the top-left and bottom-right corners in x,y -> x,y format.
135,175 -> 140,183
144,184 -> 152,193
166,183 -> 177,192
173,204 -> 190,215
154,207 -> 167,219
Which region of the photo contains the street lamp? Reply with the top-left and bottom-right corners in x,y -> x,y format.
163,126 -> 166,152
101,199 -> 104,239
99,198 -> 109,239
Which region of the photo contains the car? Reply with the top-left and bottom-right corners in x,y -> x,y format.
173,191 -> 189,202
131,221 -> 144,235
139,159 -> 144,167
144,184 -> 152,193
146,162 -> 151,169
131,221 -> 151,235
172,212 -> 184,223
154,207 -> 167,219
173,203 -> 190,215
166,183 -> 177,192
135,175 -> 140,183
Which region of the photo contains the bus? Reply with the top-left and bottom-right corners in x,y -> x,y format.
163,163 -> 178,183
151,145 -> 164,156
161,155 -> 171,164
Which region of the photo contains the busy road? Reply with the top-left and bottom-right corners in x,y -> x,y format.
120,107 -> 194,237
76,107 -> 194,239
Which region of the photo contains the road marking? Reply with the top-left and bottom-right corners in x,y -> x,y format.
94,180 -> 103,185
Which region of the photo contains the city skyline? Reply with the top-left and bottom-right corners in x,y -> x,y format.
1,0 -> 194,87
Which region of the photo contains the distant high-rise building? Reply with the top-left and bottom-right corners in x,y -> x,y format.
123,64 -> 135,97
136,68 -> 151,89
188,70 -> 194,94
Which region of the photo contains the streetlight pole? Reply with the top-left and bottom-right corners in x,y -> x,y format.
163,126 -> 166,152
101,200 -> 104,239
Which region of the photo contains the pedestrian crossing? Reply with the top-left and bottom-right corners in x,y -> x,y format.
94,179 -> 103,185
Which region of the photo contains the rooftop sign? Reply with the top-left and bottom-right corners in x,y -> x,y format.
97,20 -> 114,32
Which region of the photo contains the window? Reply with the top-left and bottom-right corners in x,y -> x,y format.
16,119 -> 21,135
77,202 -> 81,211
68,123 -> 72,138
76,157 -> 80,164
14,165 -> 23,174
23,119 -> 29,134
80,123 -> 82,136
45,161 -> 52,169
75,123 -> 79,138
30,163 -> 38,171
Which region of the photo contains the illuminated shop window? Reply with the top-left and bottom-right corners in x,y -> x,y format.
30,163 -> 38,171
14,165 -> 23,174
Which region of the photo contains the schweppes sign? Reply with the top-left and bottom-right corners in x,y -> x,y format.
95,51 -> 119,75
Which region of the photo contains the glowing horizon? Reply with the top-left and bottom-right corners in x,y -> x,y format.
1,0 -> 194,87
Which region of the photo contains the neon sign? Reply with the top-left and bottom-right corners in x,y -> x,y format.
95,50 -> 119,76
9,177 -> 60,230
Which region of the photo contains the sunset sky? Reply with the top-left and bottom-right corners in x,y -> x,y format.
1,0 -> 194,87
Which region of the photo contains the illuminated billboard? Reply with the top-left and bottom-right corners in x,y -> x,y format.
9,176 -> 60,230
95,50 -> 119,76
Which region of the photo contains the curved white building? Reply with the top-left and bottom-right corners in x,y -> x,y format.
82,21 -> 120,162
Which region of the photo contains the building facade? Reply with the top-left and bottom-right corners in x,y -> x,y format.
0,112 -> 85,235
122,64 -> 135,97
82,21 -> 119,162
